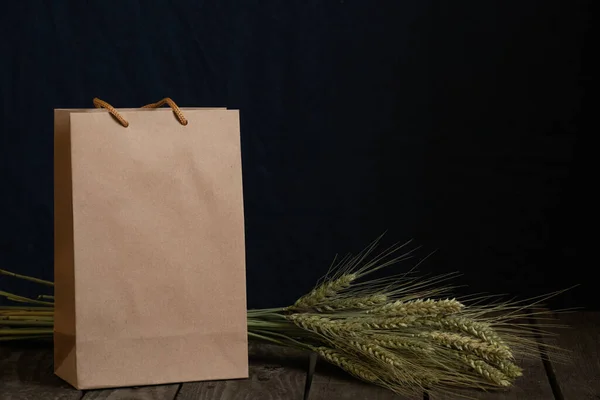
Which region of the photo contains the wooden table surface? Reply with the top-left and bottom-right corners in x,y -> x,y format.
0,312 -> 598,400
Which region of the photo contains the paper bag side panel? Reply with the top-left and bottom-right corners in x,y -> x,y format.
69,109 -> 248,387
53,110 -> 78,386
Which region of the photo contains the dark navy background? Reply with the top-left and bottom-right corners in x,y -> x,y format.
0,1 -> 592,308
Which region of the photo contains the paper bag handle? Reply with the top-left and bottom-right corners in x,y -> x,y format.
141,98 -> 188,126
92,97 -> 188,127
92,98 -> 130,127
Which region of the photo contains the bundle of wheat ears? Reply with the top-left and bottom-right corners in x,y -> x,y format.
1,239 -> 562,397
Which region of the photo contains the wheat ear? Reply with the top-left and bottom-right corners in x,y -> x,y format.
367,299 -> 464,317
314,294 -> 388,312
369,333 -> 434,353
312,346 -> 379,383
410,317 -> 507,348
289,274 -> 356,311
350,340 -> 437,387
458,354 -> 512,387
425,331 -> 513,362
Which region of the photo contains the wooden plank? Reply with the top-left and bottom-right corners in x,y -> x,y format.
0,343 -> 83,400
428,318 -> 554,400
307,353 -> 418,400
542,311 -> 600,400
176,342 -> 308,400
81,385 -> 180,400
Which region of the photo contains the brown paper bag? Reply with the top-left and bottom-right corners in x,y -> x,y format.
54,98 -> 248,389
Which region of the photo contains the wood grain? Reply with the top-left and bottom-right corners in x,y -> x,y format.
429,318 -> 554,400
307,353 -> 419,400
542,311 -> 600,400
176,343 -> 308,400
81,385 -> 180,400
2,313 -> 596,400
0,343 -> 82,400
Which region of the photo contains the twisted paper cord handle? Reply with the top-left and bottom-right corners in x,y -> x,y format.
92,97 -> 188,127
92,98 -> 129,127
142,97 -> 188,126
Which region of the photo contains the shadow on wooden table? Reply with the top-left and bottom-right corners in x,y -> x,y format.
0,341 -> 82,400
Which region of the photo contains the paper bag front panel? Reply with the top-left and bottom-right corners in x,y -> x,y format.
66,109 -> 247,388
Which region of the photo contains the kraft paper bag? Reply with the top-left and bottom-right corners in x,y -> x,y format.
54,99 -> 248,389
